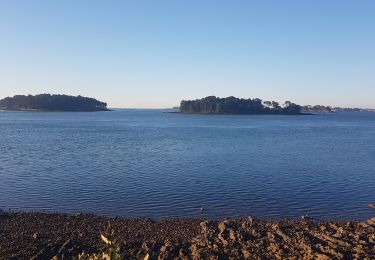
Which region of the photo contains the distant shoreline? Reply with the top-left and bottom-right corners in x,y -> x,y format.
0,94 -> 109,112
166,111 -> 314,115
0,108 -> 111,112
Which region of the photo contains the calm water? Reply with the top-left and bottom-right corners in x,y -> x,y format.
0,110 -> 374,220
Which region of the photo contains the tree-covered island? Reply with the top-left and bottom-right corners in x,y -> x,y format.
180,96 -> 303,115
0,94 -> 108,111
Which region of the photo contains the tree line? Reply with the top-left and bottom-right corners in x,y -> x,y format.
180,96 -> 302,114
0,94 -> 108,111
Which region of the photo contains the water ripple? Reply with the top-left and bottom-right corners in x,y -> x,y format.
0,110 -> 374,220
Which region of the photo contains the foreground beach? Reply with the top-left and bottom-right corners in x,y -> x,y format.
0,211 -> 374,259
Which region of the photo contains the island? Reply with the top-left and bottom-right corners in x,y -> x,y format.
0,94 -> 109,112
180,96 -> 302,115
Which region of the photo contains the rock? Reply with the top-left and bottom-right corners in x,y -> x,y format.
301,214 -> 311,220
366,217 -> 375,225
158,241 -> 171,259
229,230 -> 237,241
346,222 -> 354,228
359,217 -> 375,228
242,249 -> 250,258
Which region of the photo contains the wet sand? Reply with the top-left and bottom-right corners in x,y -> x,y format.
0,211 -> 374,259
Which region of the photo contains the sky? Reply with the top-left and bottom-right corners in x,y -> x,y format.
0,1 -> 374,108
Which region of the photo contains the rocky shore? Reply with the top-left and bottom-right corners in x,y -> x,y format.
0,211 -> 374,259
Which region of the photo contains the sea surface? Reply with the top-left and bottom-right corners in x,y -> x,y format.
0,110 -> 374,220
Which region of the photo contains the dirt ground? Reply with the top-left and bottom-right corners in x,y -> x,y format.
0,211 -> 374,259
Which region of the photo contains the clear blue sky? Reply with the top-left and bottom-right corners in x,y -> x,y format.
0,1 -> 374,108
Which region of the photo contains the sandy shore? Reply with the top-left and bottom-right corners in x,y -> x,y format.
0,211 -> 374,259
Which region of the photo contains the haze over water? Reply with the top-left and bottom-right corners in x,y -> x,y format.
0,110 -> 374,220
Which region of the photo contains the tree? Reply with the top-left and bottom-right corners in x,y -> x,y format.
283,101 -> 292,107
263,101 -> 272,108
272,101 -> 280,109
